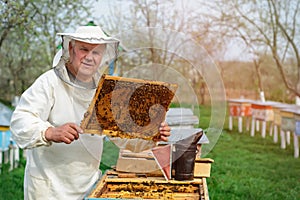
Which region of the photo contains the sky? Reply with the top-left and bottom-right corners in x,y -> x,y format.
91,0 -> 251,61
92,0 -> 128,19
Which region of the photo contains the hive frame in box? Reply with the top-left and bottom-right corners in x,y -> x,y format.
85,170 -> 210,200
80,74 -> 177,140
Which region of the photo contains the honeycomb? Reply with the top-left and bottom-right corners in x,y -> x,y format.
80,74 -> 177,140
88,173 -> 206,200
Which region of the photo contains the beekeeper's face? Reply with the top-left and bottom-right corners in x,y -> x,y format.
68,40 -> 106,82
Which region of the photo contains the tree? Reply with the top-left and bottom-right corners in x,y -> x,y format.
0,0 -> 92,101
95,1 -> 227,157
202,0 -> 300,102
97,0 -> 225,105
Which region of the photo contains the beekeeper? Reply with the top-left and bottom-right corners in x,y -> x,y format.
10,25 -> 171,200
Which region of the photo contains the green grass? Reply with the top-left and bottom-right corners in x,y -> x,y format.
207,129 -> 300,200
0,162 -> 24,199
1,105 -> 300,199
203,105 -> 300,200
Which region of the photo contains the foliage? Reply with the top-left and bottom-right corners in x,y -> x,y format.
99,0 -> 215,103
0,0 -> 92,101
219,60 -> 294,102
97,0 -> 300,103
200,0 -> 300,98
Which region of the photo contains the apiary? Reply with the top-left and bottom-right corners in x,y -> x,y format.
80,74 -> 178,140
85,131 -> 212,199
227,98 -> 253,133
85,170 -> 209,200
80,74 -> 212,199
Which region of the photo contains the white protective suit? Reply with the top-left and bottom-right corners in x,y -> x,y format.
10,26 -> 156,200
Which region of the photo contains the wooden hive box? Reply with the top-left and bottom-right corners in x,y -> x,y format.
115,149 -> 163,176
280,108 -> 295,132
80,74 -> 177,140
294,110 -> 300,136
251,102 -> 274,121
194,158 -> 214,178
228,99 -> 252,117
85,170 -> 209,200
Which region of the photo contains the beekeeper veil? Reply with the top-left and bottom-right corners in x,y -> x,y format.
53,26 -> 119,89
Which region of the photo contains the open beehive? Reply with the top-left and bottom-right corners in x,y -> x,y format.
80,74 -> 177,140
86,170 -> 209,200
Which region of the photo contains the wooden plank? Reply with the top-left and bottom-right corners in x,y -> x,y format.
87,173 -> 109,198
99,192 -> 200,199
104,176 -> 203,184
194,162 -> 211,178
202,178 -> 210,200
86,170 -> 209,199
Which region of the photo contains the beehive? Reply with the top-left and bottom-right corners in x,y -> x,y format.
86,170 -> 209,200
80,74 -> 177,140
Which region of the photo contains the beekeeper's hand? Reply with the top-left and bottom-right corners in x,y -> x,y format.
153,122 -> 171,142
44,123 -> 83,144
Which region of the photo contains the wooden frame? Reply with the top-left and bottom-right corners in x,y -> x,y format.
85,170 -> 209,200
80,74 -> 177,140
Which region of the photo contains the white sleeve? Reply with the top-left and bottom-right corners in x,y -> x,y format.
10,72 -> 55,149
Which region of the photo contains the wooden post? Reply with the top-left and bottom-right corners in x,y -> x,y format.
261,121 -> 266,138
273,125 -> 278,143
280,129 -> 286,149
286,131 -> 291,145
229,116 -> 233,131
294,133 -> 299,158
251,118 -> 255,137
256,120 -> 260,131
269,122 -> 273,136
238,117 -> 243,133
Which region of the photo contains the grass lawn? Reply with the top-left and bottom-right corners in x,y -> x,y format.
1,105 -> 300,199
207,129 -> 300,200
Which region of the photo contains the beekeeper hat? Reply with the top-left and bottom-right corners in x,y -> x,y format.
53,25 -> 119,89
57,25 -> 119,45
